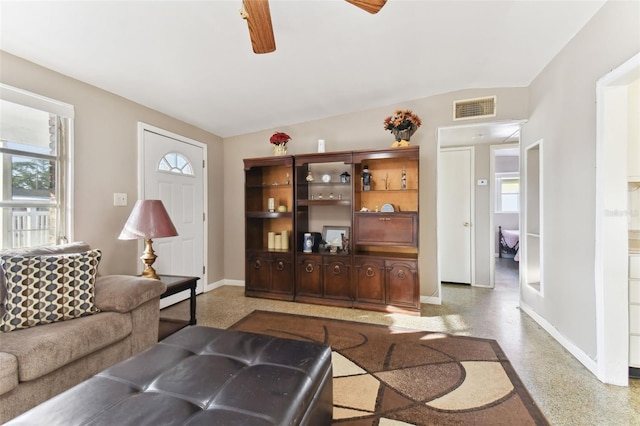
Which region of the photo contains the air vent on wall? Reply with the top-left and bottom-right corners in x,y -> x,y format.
453,96 -> 496,121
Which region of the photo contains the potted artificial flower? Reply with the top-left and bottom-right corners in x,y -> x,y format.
383,109 -> 422,147
270,132 -> 291,156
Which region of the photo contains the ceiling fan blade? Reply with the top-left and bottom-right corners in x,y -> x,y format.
345,0 -> 387,14
242,0 -> 276,54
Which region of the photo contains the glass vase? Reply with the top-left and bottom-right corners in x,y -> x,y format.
273,144 -> 287,156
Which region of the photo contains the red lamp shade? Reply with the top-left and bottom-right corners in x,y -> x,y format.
119,200 -> 178,279
119,200 -> 178,240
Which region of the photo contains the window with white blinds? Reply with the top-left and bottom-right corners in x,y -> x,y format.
496,173 -> 520,213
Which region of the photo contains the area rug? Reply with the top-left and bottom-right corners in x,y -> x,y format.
230,310 -> 549,426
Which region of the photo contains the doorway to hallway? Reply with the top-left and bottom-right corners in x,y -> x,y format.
437,121 -> 524,300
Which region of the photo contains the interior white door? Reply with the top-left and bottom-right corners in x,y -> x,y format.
141,127 -> 206,307
439,148 -> 473,284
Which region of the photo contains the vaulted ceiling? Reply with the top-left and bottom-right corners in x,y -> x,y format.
0,0 -> 606,138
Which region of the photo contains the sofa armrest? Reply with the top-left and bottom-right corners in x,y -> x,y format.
94,275 -> 167,313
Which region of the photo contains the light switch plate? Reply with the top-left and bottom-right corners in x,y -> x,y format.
113,193 -> 127,206
477,179 -> 488,186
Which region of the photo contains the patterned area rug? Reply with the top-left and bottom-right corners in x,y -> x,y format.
230,310 -> 549,426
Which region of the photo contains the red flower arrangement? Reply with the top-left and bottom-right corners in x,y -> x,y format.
270,132 -> 291,146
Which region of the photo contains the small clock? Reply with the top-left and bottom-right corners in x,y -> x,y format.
322,173 -> 331,183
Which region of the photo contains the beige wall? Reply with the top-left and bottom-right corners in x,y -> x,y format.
522,0 -> 640,359
0,51 -> 225,281
224,87 -> 529,298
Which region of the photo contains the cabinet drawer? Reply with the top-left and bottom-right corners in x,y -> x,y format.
354,213 -> 418,246
630,304 -> 640,335
630,255 -> 640,279
296,255 -> 323,297
631,335 -> 640,368
323,257 -> 352,301
354,256 -> 386,304
386,259 -> 419,309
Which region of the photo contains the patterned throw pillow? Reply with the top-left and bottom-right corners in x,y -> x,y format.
0,249 -> 102,332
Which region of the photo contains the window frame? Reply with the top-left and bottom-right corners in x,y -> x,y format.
495,172 -> 520,213
0,84 -> 74,248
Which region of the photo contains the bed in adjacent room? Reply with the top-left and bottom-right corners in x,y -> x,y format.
499,226 -> 520,261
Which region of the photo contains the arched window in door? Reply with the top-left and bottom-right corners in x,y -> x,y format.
158,152 -> 194,176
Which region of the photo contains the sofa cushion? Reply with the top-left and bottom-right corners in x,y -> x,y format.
0,242 -> 92,320
0,310 -> 131,382
0,249 -> 101,332
0,352 -> 18,396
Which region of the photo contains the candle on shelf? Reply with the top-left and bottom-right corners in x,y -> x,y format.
281,230 -> 289,250
268,232 -> 275,249
274,234 -> 282,250
267,198 -> 275,212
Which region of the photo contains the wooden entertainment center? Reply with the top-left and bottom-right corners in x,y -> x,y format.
243,146 -> 420,314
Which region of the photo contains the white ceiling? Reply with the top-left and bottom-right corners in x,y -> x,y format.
0,0 -> 605,138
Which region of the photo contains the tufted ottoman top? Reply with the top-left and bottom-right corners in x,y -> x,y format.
7,326 -> 333,425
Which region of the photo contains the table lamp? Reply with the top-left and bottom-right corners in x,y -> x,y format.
118,199 -> 178,279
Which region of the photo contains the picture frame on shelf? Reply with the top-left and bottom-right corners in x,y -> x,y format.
322,226 -> 350,253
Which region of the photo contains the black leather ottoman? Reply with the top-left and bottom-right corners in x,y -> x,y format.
7,326 -> 333,425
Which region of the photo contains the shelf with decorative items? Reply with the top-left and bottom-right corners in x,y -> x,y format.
352,146 -> 420,313
294,152 -> 354,307
244,155 -> 295,300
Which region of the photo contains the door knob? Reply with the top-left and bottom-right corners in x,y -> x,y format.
463,222 -> 470,227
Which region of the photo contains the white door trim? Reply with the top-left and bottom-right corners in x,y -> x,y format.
594,52 -> 639,386
137,122 -> 209,289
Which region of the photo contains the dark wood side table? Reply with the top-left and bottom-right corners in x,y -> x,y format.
158,275 -> 199,340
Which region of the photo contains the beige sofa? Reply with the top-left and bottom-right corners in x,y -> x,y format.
0,242 -> 167,423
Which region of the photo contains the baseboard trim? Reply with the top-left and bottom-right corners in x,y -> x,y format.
208,280 -> 440,307
520,301 -> 598,378
421,295 -> 441,305
205,279 -> 244,292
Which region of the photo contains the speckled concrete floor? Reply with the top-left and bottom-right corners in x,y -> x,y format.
161,258 -> 639,425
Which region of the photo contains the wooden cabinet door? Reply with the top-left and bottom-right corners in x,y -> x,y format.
323,257 -> 352,301
354,256 -> 385,304
246,252 -> 271,292
296,255 -> 323,297
271,253 -> 294,294
354,213 -> 418,247
386,259 -> 419,309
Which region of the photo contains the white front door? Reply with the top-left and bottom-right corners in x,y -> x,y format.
140,124 -> 207,307
439,148 -> 473,284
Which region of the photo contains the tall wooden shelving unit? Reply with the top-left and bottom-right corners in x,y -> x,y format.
244,146 -> 420,314
243,156 -> 295,300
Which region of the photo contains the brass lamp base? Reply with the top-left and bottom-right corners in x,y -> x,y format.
140,238 -> 161,280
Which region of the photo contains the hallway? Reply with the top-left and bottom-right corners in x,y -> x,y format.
162,261 -> 639,425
